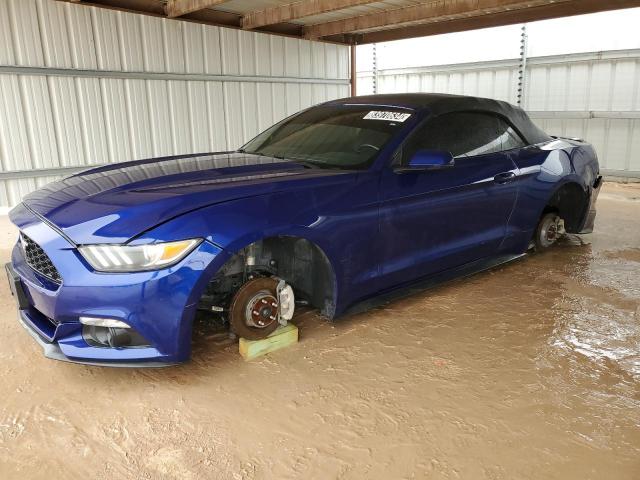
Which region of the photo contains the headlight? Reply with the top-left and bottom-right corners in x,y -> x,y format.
78,239 -> 202,272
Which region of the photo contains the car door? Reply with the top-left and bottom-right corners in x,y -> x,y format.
377,111 -> 523,289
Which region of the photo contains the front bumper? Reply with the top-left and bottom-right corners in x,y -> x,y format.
16,313 -> 176,367
8,204 -> 229,366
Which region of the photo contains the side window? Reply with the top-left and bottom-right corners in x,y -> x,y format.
497,118 -> 527,151
402,112 -> 526,163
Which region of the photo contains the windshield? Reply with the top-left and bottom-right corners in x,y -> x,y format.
241,106 -> 412,170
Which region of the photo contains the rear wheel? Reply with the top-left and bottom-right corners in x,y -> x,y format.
229,277 -> 281,340
534,212 -> 562,251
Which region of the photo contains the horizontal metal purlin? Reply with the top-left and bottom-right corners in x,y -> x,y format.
0,65 -> 350,85
357,49 -> 640,77
0,165 -> 104,180
602,169 -> 640,179
528,111 -> 640,120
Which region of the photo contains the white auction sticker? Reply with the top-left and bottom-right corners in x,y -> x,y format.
363,111 -> 412,122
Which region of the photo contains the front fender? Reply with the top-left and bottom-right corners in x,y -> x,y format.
131,193 -> 334,256
130,194 -> 347,315
128,165 -> 383,317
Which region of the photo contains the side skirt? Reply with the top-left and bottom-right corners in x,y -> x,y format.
343,253 -> 526,316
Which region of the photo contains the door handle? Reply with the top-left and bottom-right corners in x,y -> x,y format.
494,171 -> 516,184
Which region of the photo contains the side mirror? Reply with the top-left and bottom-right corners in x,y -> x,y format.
397,149 -> 455,172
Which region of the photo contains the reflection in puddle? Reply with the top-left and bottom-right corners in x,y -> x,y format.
549,247 -> 640,379
553,307 -> 640,378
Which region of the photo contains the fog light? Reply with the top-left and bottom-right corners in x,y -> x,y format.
79,316 -> 130,329
82,325 -> 150,348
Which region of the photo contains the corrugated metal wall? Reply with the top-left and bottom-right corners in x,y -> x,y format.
0,0 -> 351,209
358,49 -> 640,178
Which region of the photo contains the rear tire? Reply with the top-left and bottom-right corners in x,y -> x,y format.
534,212 -> 561,252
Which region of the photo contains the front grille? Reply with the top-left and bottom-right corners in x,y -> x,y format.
20,233 -> 62,284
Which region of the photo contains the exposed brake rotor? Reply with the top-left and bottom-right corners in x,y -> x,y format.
545,222 -> 558,242
540,215 -> 562,246
229,277 -> 283,340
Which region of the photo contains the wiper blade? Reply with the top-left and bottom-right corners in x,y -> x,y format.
267,153 -> 310,168
279,154 -> 325,169
240,149 -> 271,157
287,156 -> 347,170
291,160 -> 318,169
247,152 -> 342,170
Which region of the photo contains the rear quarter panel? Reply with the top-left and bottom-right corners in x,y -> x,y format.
504,139 -> 599,251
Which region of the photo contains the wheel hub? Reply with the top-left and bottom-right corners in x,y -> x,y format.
545,223 -> 558,242
246,293 -> 279,328
538,215 -> 561,248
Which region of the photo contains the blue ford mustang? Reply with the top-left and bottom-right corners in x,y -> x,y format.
5,94 -> 602,366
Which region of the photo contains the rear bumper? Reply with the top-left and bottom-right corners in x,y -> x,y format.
579,175 -> 603,234
7,204 -> 229,366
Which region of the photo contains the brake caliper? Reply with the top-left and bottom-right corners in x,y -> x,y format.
276,279 -> 295,326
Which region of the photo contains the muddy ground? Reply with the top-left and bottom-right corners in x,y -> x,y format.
0,183 -> 638,480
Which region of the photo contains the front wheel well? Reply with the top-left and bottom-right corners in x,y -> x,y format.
200,236 -> 337,319
542,182 -> 589,233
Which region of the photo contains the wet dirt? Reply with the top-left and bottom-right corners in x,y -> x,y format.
0,183 -> 638,479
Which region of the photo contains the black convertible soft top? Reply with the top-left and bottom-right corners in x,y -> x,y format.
329,93 -> 552,145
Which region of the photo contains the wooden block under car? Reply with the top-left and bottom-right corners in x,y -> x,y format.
239,323 -> 299,361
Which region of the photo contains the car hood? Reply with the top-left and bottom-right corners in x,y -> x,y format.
20,152 -> 351,244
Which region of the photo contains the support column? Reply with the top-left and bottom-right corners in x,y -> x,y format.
517,24 -> 528,107
350,44 -> 357,97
